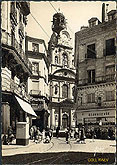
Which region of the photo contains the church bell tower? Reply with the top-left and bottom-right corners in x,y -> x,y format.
52,12 -> 66,36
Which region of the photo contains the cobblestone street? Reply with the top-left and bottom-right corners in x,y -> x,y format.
2,138 -> 116,164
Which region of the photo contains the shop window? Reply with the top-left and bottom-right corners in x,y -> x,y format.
87,93 -> 95,103
105,38 -> 115,56
87,44 -> 96,58
32,62 -> 39,75
87,69 -> 95,83
32,43 -> 39,52
106,91 -> 115,101
62,84 -> 68,98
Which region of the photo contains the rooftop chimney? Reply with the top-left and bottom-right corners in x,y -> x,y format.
102,3 -> 105,22
80,26 -> 88,31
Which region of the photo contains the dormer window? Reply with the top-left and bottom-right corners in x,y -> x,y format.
88,17 -> 100,28
107,10 -> 116,21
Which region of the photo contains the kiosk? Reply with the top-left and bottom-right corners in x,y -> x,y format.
16,122 -> 29,145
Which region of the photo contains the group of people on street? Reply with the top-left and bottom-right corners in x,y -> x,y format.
29,126 -> 53,143
85,126 -> 114,140
2,124 -> 115,145
56,126 -> 86,144
3,126 -> 15,145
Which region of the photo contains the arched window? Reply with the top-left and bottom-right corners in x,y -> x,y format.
62,84 -> 68,98
62,53 -> 68,67
62,114 -> 68,128
55,56 -> 58,64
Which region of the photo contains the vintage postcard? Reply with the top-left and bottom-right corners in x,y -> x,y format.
1,1 -> 116,164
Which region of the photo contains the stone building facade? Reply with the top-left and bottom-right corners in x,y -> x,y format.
1,1 -> 36,134
48,13 -> 76,130
25,36 -> 50,131
74,9 -> 116,130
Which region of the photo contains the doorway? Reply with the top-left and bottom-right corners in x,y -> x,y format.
62,114 -> 68,128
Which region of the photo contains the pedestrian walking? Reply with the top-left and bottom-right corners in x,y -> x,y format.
7,126 -> 14,144
35,127 -> 42,143
65,127 -> 70,144
79,126 -> 86,144
42,129 -> 46,143
29,126 -> 34,140
56,126 -> 60,138
49,128 -> 53,140
33,126 -> 37,142
3,134 -> 8,145
90,127 -> 95,142
108,127 -> 113,139
70,129 -> 74,139
74,128 -> 79,140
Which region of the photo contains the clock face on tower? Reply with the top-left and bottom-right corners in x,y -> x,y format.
60,31 -> 70,46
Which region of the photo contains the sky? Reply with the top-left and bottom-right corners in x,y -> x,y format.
26,1 -> 116,51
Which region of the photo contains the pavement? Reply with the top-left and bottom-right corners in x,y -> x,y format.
2,137 -> 116,157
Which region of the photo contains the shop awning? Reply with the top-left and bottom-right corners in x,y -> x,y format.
15,96 -> 37,117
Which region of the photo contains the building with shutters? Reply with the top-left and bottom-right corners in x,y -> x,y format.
25,36 -> 50,131
74,6 -> 116,131
48,12 -> 76,130
1,1 -> 37,134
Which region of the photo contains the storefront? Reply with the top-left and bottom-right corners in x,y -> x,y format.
2,93 -> 37,134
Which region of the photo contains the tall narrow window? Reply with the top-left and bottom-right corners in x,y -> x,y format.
106,38 -> 115,56
55,84 -> 58,95
87,93 -> 95,103
62,53 -> 68,67
87,44 -> 96,58
87,69 -> 95,83
62,84 -> 68,98
32,62 -> 39,75
106,65 -> 115,81
106,91 -> 115,101
55,56 -> 58,64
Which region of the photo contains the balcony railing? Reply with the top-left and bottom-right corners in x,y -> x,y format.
19,23 -> 24,38
2,69 -> 30,101
78,74 -> 115,86
2,30 -> 32,73
30,90 -> 41,96
10,9 -> 17,26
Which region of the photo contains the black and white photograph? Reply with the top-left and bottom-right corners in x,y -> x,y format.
1,1 -> 116,164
